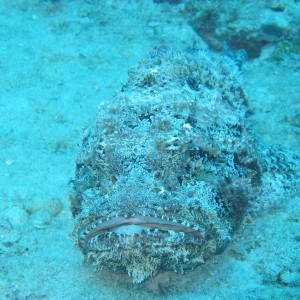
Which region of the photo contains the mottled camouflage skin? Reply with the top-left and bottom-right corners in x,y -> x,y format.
71,49 -> 299,283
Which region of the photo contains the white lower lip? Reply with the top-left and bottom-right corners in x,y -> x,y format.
113,224 -> 147,235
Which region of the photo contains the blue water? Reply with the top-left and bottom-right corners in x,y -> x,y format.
0,1 -> 299,299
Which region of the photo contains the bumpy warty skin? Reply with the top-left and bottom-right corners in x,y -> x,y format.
70,48 -> 299,283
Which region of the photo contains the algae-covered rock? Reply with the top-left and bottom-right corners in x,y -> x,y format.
185,0 -> 300,58
70,48 -> 299,283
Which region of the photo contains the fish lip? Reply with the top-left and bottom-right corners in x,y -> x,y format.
81,215 -> 204,243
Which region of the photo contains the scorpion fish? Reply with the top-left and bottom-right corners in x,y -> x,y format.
70,48 -> 299,283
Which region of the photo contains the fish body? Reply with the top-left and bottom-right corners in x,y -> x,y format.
71,48 -> 299,283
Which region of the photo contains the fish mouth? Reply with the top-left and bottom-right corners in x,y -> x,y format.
81,215 -> 205,244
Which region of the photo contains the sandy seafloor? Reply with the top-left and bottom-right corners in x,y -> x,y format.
0,1 -> 299,299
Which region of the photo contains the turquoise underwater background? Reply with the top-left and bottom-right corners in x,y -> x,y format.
0,1 -> 299,299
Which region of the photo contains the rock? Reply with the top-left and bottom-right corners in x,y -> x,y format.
185,0 -> 300,58
47,198 -> 64,217
4,206 -> 27,228
30,210 -> 53,229
278,270 -> 300,287
2,229 -> 21,246
25,196 -> 63,217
